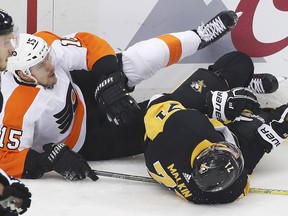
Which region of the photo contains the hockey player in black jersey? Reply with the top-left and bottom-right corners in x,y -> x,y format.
144,51 -> 288,204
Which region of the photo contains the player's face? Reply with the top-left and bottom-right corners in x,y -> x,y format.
30,54 -> 57,87
0,34 -> 15,71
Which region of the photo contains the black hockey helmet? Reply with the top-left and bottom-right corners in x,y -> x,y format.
192,141 -> 244,192
0,9 -> 15,35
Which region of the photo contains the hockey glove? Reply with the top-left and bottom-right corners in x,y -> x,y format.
42,143 -> 98,181
206,87 -> 259,121
255,104 -> 288,153
0,170 -> 31,215
95,71 -> 140,126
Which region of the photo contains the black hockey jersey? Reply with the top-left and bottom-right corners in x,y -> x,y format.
144,95 -> 249,204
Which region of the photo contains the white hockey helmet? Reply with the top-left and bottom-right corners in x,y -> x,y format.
7,33 -> 50,82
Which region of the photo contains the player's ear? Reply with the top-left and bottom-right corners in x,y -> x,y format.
17,70 -> 35,83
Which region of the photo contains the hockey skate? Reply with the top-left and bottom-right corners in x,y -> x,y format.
248,73 -> 279,94
195,10 -> 241,50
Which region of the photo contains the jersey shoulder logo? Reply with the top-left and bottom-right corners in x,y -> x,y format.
190,80 -> 206,93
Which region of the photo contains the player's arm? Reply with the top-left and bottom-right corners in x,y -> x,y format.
0,144 -> 98,181
88,30 -> 196,126
255,104 -> 288,153
35,31 -> 140,126
205,87 -> 260,122
171,86 -> 259,122
64,32 -> 140,126
0,149 -> 30,179
63,32 -> 139,126
228,105 -> 288,174
34,31 -> 119,76
22,143 -> 98,181
72,32 -> 120,77
0,147 -> 54,179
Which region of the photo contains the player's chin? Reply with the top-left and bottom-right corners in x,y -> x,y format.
0,62 -> 7,71
46,76 -> 57,87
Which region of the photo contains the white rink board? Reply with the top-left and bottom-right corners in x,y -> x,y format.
1,1 -> 287,94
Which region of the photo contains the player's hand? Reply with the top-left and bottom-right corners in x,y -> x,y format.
206,87 -> 259,121
42,143 -> 98,181
256,104 -> 288,152
0,170 -> 31,215
95,71 -> 141,126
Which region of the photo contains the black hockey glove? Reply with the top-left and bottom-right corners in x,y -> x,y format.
206,87 -> 260,121
41,143 -> 98,181
0,209 -> 18,216
95,71 -> 141,126
0,170 -> 31,215
255,104 -> 288,153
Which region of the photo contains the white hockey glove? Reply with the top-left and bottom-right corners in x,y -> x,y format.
206,87 -> 259,122
255,104 -> 288,153
0,169 -> 31,215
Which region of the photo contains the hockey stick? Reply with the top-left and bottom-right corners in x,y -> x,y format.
93,170 -> 288,195
249,188 -> 288,195
94,169 -> 156,183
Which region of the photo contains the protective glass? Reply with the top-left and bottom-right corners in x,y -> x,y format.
10,26 -> 19,48
0,26 -> 19,49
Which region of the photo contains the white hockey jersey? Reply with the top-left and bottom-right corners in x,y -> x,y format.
0,30 -> 201,177
0,31 -> 116,177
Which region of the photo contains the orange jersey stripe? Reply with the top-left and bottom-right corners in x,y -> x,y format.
3,85 -> 40,135
74,32 -> 116,70
34,31 -> 61,46
157,34 -> 182,66
64,92 -> 85,149
0,149 -> 29,178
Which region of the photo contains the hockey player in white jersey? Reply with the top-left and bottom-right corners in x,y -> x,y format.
0,11 -> 240,181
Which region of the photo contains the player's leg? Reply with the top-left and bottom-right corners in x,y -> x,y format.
209,51 -> 279,93
122,11 -> 240,88
208,51 -> 254,88
248,73 -> 279,94
170,51 -> 253,112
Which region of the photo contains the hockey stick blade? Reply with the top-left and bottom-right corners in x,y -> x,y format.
93,170 -> 288,195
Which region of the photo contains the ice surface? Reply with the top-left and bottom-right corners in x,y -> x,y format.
24,145 -> 288,216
